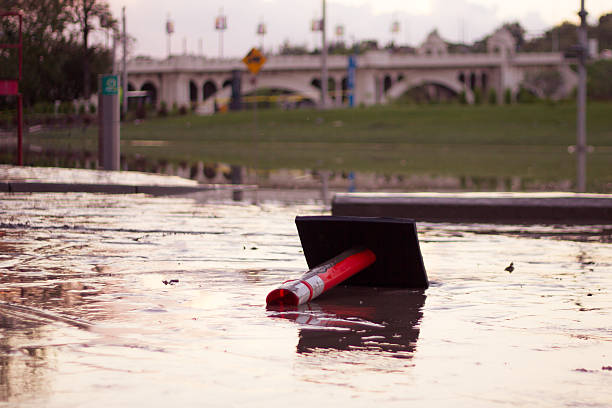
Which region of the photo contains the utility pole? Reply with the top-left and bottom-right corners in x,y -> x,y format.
216,9 -> 227,58
111,29 -> 117,74
257,21 -> 266,51
321,0 -> 328,109
122,7 -> 128,117
576,0 -> 588,192
166,13 -> 174,57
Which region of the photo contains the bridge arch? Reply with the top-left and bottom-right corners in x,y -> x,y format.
243,75 -> 320,103
197,74 -> 321,114
189,80 -> 198,102
203,81 -> 218,101
387,74 -> 473,103
130,76 -> 161,102
140,81 -> 158,106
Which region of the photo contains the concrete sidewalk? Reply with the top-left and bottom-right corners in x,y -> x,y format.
0,165 -> 252,196
332,192 -> 612,224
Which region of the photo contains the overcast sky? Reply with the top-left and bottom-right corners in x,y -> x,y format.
104,0 -> 611,59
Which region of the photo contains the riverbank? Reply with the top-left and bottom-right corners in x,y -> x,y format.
2,103 -> 611,191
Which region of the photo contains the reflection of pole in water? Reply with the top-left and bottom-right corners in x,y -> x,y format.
576,0 -> 588,192
268,287 -> 426,356
0,299 -> 93,401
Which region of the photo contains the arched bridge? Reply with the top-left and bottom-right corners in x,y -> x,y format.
127,34 -> 577,112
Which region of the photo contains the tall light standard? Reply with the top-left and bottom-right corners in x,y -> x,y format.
576,0 -> 588,192
215,9 -> 227,58
257,21 -> 266,50
391,19 -> 400,47
122,7 -> 127,117
321,0 -> 328,109
335,24 -> 344,45
166,13 -> 174,57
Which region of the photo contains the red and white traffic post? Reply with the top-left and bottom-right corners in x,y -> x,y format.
266,247 -> 376,306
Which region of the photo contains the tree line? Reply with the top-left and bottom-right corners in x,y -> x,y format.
281,12 -> 612,56
0,0 -> 115,108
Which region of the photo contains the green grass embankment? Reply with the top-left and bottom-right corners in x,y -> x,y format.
14,102 -> 612,191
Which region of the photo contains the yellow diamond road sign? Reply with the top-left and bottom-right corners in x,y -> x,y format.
242,48 -> 266,75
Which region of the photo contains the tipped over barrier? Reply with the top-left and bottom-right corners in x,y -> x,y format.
266,216 -> 428,306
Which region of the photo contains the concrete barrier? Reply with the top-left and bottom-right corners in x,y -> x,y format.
332,192 -> 612,225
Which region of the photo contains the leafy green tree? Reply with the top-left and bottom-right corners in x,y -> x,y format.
488,89 -> 497,105
504,88 -> 512,104
71,0 -> 115,101
502,22 -> 526,51
473,87 -> 482,104
0,0 -> 114,106
596,13 -> 612,51
587,60 -> 612,100
522,22 -> 578,52
1,0 -> 75,104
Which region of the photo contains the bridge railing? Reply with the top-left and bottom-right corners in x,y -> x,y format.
128,50 -> 570,74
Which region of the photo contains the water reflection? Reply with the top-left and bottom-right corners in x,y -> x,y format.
268,286 -> 426,357
2,189 -> 611,406
0,310 -> 52,402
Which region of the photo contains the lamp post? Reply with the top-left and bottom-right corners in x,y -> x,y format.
215,10 -> 227,58
576,0 -> 588,192
166,13 -> 174,57
122,7 -> 127,117
391,19 -> 400,46
257,21 -> 266,50
321,0 -> 328,109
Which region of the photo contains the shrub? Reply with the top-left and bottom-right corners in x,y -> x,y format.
504,88 -> 512,104
488,89 -> 497,105
516,87 -> 538,103
587,60 -> 612,100
158,101 -> 168,117
135,104 -> 147,119
458,91 -> 467,105
473,87 -> 482,105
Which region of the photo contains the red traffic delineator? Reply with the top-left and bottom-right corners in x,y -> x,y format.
266,216 -> 428,306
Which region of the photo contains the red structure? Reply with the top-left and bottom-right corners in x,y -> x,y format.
0,11 -> 23,165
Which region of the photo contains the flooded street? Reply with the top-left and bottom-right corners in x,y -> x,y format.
1,190 -> 611,407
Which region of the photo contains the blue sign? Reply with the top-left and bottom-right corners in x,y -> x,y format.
347,55 -> 356,107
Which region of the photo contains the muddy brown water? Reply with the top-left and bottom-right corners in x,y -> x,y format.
1,190 -> 611,407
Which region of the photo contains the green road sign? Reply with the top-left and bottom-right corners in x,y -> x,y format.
101,75 -> 119,95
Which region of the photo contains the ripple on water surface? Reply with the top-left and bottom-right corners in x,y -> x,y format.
1,191 -> 611,407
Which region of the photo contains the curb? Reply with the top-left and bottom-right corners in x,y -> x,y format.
332,193 -> 612,225
1,182 -> 254,196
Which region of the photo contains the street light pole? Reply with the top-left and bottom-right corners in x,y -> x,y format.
321,0 -> 328,109
122,7 -> 127,117
576,0 -> 588,192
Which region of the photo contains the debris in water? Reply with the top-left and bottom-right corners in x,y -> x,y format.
574,368 -> 597,373
505,262 -> 514,273
162,279 -> 179,285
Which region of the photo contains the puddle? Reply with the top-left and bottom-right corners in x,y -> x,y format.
1,190 -> 611,407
